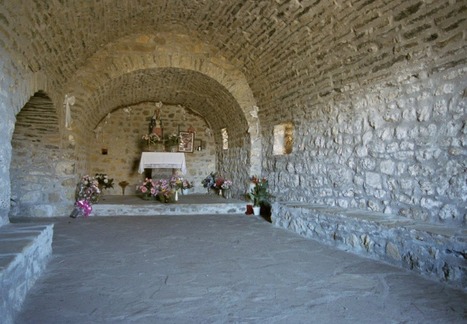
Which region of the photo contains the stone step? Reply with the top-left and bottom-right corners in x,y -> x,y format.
90,194 -> 248,216
0,224 -> 54,324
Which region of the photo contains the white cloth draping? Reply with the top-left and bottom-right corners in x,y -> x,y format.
138,152 -> 187,174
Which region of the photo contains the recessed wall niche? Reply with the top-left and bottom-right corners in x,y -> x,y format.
273,122 -> 294,155
221,128 -> 229,150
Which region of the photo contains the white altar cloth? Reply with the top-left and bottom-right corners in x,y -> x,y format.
138,152 -> 187,174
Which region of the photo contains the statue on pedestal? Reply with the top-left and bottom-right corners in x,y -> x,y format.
149,102 -> 163,138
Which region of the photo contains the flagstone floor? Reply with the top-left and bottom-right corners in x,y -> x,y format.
13,214 -> 466,323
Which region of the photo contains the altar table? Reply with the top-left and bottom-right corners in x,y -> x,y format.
138,152 -> 187,175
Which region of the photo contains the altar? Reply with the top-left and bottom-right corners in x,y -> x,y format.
138,152 -> 187,175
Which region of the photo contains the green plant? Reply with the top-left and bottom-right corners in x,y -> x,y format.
165,133 -> 179,146
248,176 -> 272,207
95,173 -> 114,190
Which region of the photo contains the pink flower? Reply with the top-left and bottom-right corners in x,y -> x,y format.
140,186 -> 147,193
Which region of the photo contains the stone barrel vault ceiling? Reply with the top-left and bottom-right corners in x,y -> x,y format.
3,0 -> 462,127
1,0 -> 317,114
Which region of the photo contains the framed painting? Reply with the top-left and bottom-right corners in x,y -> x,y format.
178,131 -> 194,153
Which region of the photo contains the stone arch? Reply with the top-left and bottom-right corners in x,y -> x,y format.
65,32 -> 262,176
10,91 -> 70,217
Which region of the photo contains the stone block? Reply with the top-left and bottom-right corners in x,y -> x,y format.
0,224 -> 53,324
272,202 -> 466,290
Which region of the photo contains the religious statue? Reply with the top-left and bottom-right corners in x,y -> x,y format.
149,102 -> 163,138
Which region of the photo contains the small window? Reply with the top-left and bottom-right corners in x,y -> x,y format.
273,122 -> 293,155
221,128 -> 228,150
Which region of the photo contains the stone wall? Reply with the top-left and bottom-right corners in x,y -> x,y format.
256,1 -> 467,227
9,92 -> 76,218
264,69 -> 466,226
88,103 -> 216,195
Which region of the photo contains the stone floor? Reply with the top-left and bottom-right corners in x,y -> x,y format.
13,214 -> 466,323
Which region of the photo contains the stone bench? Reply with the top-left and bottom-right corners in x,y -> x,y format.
271,202 -> 466,290
0,223 -> 54,324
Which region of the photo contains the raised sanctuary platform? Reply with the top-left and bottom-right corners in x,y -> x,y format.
92,194 -> 248,216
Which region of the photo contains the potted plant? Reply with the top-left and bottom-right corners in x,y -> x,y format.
248,176 -> 272,216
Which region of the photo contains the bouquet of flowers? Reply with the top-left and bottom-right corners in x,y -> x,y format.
165,133 -> 179,146
137,178 -> 176,203
75,175 -> 100,203
95,173 -> 114,190
201,172 -> 217,189
221,179 -> 233,190
154,179 -> 175,202
182,179 -> 193,189
142,133 -> 162,145
170,175 -> 183,190
137,178 -> 157,198
70,175 -> 101,218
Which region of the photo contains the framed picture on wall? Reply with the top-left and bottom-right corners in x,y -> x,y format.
178,131 -> 195,153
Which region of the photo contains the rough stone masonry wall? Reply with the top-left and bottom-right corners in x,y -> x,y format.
9,92 -> 78,218
88,103 -> 216,195
257,1 -> 466,227
272,203 -> 466,289
0,52 -> 60,223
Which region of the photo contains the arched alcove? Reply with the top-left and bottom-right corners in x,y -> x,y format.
10,91 -> 70,217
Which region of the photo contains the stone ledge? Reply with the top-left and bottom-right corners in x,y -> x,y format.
91,202 -> 247,216
0,223 -> 54,324
271,202 -> 466,291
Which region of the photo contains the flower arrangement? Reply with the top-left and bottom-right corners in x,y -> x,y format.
153,179 -> 175,202
137,178 -> 157,197
202,172 -> 232,192
201,172 -> 217,188
170,175 -> 183,190
221,179 -> 233,190
214,176 -> 225,189
182,179 -> 193,189
95,173 -> 114,190
165,133 -> 179,147
248,176 -> 272,207
70,175 -> 101,218
142,133 -> 162,145
75,175 -> 100,203
136,177 -> 179,203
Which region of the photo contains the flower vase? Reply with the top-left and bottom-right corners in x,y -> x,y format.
182,188 -> 189,195
253,206 -> 261,216
141,193 -> 153,201
175,190 -> 179,202
223,189 -> 231,199
218,189 -> 223,196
